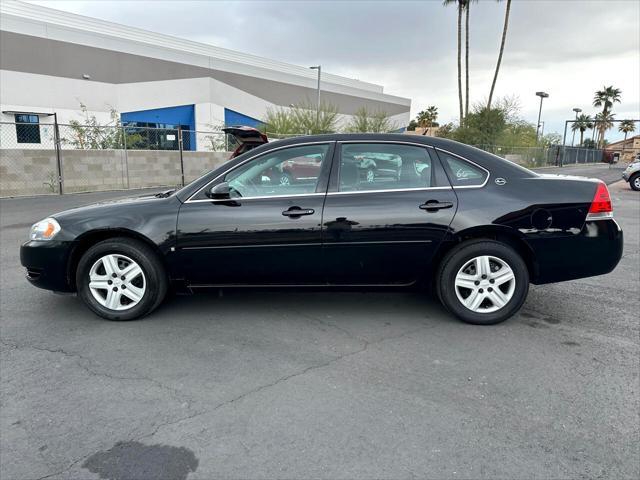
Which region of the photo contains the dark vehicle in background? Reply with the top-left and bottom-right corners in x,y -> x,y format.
21,134 -> 623,325
222,126 -> 268,158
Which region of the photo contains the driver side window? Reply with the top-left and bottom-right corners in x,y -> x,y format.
224,144 -> 330,198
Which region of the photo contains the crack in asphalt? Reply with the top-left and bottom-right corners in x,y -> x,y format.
0,338 -> 194,409
4,326 -> 426,479
134,325 -> 428,442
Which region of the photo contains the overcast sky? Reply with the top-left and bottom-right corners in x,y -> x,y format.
28,0 -> 640,140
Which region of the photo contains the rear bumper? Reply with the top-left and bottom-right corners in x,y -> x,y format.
622,172 -> 630,181
527,219 -> 623,284
20,240 -> 76,292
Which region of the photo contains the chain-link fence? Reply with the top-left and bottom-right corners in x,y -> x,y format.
1,121 -> 611,197
0,122 -> 231,197
474,144 -> 604,168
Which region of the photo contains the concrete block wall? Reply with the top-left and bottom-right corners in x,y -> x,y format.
0,149 -> 60,196
0,148 -> 232,197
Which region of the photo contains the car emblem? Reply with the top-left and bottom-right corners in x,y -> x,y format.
495,177 -> 507,186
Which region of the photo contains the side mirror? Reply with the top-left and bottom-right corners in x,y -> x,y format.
207,182 -> 231,200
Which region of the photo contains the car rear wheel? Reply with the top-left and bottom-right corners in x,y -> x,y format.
76,237 -> 167,321
630,173 -> 640,191
436,240 -> 529,325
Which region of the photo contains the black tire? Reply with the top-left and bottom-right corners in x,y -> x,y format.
630,173 -> 640,191
76,237 -> 168,321
436,240 -> 529,325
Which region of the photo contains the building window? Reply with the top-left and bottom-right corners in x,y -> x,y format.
15,114 -> 41,144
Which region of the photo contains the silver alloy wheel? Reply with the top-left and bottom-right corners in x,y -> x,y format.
280,174 -> 291,186
366,169 -> 375,183
88,254 -> 146,311
454,255 -> 516,313
634,176 -> 640,189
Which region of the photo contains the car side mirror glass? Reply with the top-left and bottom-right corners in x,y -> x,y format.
208,182 -> 231,199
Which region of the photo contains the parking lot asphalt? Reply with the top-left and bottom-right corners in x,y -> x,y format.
1,170 -> 639,479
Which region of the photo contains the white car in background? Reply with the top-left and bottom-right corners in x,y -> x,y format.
622,154 -> 640,191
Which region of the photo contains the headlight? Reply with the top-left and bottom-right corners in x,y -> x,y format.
30,218 -> 61,241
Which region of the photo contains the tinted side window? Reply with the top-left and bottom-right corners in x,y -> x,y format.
438,151 -> 488,186
339,143 -> 433,192
224,144 -> 330,198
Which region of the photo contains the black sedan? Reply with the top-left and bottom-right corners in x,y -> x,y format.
21,134 -> 623,325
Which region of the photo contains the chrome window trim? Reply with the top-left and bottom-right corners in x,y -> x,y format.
434,147 -> 491,189
186,141 -> 334,203
186,192 -> 326,204
326,186 -> 452,196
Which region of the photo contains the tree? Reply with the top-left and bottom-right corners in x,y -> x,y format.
618,119 -> 636,142
582,138 -> 597,149
262,101 -> 339,136
262,106 -> 299,136
571,113 -> 594,146
619,119 -> 636,157
416,106 -> 439,132
65,102 -> 128,150
487,0 -> 512,109
593,85 -> 621,146
595,111 -> 615,146
453,105 -> 506,146
435,122 -> 455,138
407,119 -> 418,131
345,107 -> 397,133
443,0 -> 466,124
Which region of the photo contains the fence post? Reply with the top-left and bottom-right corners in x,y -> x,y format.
122,126 -> 130,189
52,113 -> 63,195
177,127 -> 185,187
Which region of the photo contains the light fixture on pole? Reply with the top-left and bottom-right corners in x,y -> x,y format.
535,91 -> 549,142
309,65 -> 321,129
571,107 -> 582,146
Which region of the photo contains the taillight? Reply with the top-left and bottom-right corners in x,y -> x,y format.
586,182 -> 613,220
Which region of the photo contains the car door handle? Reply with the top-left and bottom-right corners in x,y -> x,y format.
282,207 -> 315,217
419,200 -> 454,212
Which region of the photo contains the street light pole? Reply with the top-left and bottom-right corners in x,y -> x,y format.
535,91 -> 549,143
571,107 -> 582,146
309,65 -> 321,130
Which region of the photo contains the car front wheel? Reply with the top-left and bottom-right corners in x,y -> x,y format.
436,240 -> 529,325
630,173 -> 640,191
76,237 -> 167,321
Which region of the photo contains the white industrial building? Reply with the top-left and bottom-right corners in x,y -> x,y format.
0,0 -> 411,151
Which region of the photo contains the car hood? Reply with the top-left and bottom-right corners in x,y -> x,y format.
50,190 -> 181,224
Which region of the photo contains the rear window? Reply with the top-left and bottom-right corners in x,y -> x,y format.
438,151 -> 488,187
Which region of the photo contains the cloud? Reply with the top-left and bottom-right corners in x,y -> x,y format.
24,0 -> 640,138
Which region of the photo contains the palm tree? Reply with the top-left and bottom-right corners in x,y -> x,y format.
593,86 -> 621,146
444,0 -> 466,124
618,119 -> 636,158
464,0 -> 470,117
571,114 -> 593,147
416,106 -> 439,134
487,0 -> 512,109
595,111 -> 615,146
618,119 -> 636,141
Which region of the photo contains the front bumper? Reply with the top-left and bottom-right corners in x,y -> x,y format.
622,172 -> 630,181
20,240 -> 76,292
